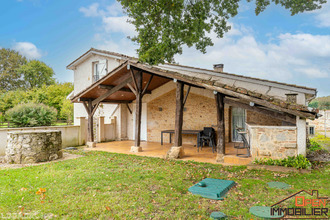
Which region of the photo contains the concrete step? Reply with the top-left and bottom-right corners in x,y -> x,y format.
223,155 -> 252,165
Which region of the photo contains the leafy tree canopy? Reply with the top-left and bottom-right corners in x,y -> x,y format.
0,48 -> 27,91
17,60 -> 55,89
0,82 -> 73,120
118,0 -> 326,65
309,96 -> 330,110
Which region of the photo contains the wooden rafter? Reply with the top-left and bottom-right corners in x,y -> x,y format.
127,83 -> 137,95
142,74 -> 154,96
92,74 -> 132,106
183,85 -> 191,106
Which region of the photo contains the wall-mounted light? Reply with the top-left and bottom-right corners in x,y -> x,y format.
213,91 -> 218,94
158,107 -> 163,111
249,102 -> 255,107
184,107 -> 187,112
173,78 -> 177,83
127,64 -> 130,70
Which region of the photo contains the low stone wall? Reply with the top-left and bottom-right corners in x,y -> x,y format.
247,124 -> 297,159
5,130 -> 62,164
0,125 -> 87,156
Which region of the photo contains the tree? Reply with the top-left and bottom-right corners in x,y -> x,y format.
309,96 -> 330,110
17,60 -> 55,89
0,90 -> 29,115
118,0 -> 326,65
0,48 -> 27,91
60,98 -> 74,124
0,82 -> 73,119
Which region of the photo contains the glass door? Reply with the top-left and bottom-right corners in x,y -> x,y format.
231,107 -> 246,142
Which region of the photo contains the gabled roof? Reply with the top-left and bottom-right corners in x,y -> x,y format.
70,58 -> 319,120
67,48 -> 317,95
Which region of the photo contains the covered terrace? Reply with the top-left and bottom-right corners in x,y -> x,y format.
70,59 -> 318,163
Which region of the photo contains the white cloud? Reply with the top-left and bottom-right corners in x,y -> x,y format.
102,16 -> 135,36
12,42 -> 43,59
79,3 -> 101,17
80,3 -> 135,36
79,2 -> 330,88
295,68 -> 329,78
175,27 -> 330,80
311,2 -> 330,27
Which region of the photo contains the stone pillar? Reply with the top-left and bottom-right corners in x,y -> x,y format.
98,116 -> 105,143
296,116 -> 307,156
78,117 -> 87,146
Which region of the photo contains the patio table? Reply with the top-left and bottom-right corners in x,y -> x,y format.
161,130 -> 201,147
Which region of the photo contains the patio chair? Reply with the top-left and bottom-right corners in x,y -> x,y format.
234,129 -> 251,158
198,127 -> 216,153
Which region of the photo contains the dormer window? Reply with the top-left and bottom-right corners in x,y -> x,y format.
93,60 -> 107,82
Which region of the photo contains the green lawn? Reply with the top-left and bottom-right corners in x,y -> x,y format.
0,151 -> 329,219
312,133 -> 330,151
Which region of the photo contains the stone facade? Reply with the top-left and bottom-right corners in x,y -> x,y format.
247,125 -> 297,159
307,110 -> 330,133
147,90 -> 230,144
5,130 -> 62,164
146,88 -> 285,145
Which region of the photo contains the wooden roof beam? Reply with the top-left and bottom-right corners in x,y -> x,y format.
92,74 -> 133,106
224,97 -> 296,124
98,84 -> 151,94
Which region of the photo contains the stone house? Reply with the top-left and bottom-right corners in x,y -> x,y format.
67,48 -> 319,162
307,110 -> 330,136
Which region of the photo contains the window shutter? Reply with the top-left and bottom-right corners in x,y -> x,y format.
98,60 -> 107,78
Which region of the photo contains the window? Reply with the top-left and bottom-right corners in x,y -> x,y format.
93,60 -> 107,82
308,126 -> 315,135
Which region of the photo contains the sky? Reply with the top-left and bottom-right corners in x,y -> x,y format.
0,0 -> 329,97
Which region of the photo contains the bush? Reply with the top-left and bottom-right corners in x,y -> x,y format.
254,155 -> 312,169
308,139 -> 323,152
6,103 -> 57,127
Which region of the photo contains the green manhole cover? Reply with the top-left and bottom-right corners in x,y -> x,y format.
210,211 -> 227,219
267,181 -> 291,189
250,206 -> 284,219
188,178 -> 235,200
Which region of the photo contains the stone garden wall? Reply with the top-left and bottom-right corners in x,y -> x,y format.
247,124 -> 297,159
5,130 -> 62,164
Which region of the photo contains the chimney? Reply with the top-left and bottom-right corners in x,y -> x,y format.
213,64 -> 224,72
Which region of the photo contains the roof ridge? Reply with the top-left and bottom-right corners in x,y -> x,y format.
68,48 -> 316,92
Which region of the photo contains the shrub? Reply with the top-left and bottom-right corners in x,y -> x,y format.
254,155 -> 312,169
308,139 -> 323,152
6,103 -> 57,127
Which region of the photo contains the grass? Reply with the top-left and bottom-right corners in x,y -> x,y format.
311,133 -> 330,151
0,151 -> 329,219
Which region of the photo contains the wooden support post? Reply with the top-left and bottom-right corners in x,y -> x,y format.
174,82 -> 184,147
215,92 -> 225,162
134,71 -> 143,148
129,70 -> 154,152
82,99 -> 100,148
166,81 -> 185,159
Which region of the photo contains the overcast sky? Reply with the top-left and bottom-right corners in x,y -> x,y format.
1,0 -> 329,96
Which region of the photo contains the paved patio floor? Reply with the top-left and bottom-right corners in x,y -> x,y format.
85,141 -> 251,165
